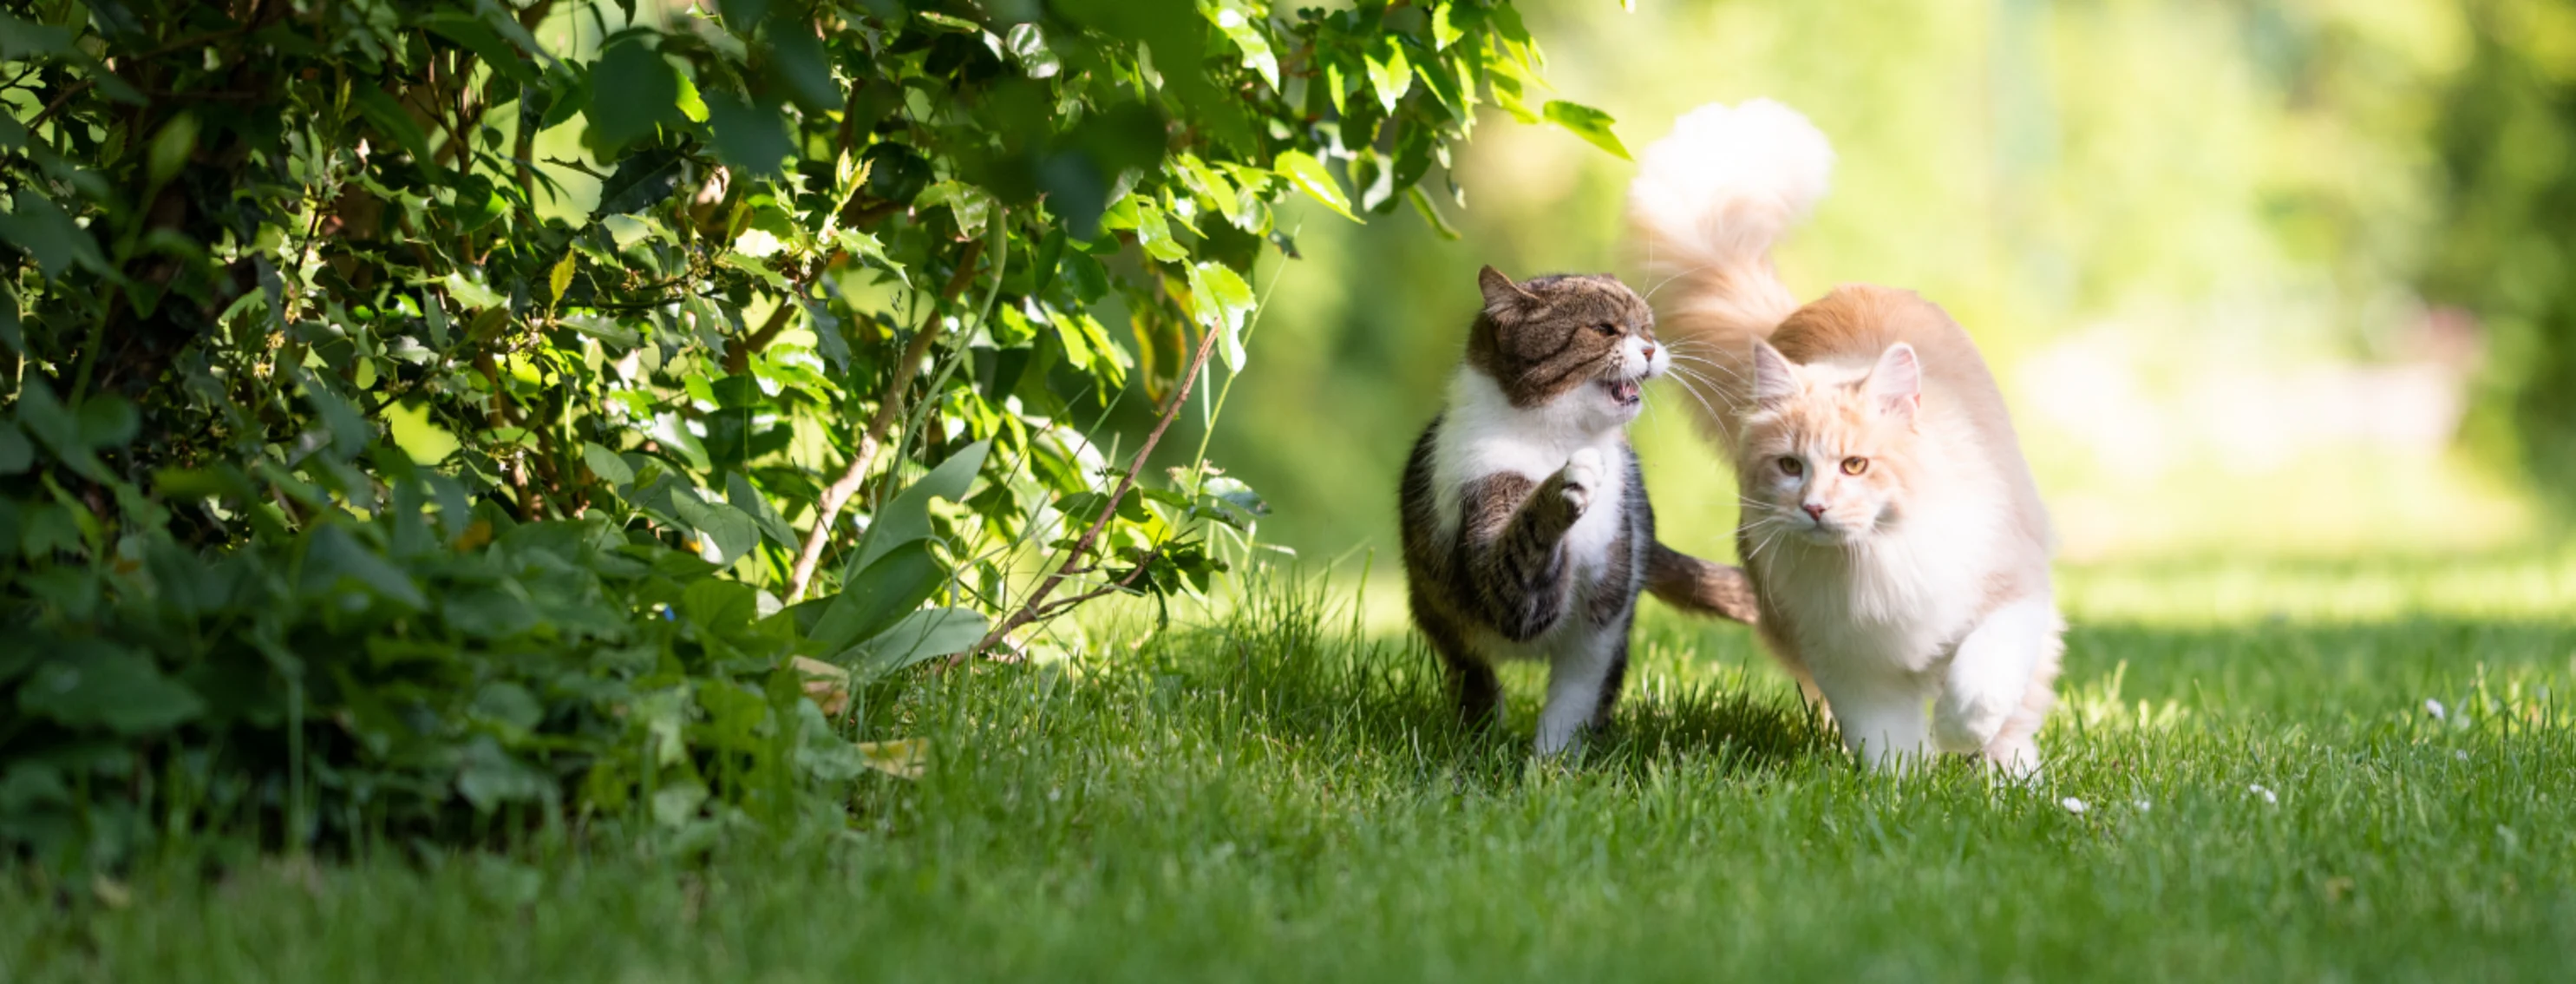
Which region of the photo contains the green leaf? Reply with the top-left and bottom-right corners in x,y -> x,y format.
581,442 -> 634,484
440,272 -> 506,312
592,146 -> 687,218
0,191 -> 110,279
917,180 -> 995,238
17,640 -> 206,736
767,23 -> 839,109
470,682 -> 545,733
548,254 -> 576,305
1185,262 -> 1257,371
1132,200 -> 1188,263
726,471 -> 797,548
852,607 -> 990,678
0,423 -> 29,476
832,230 -> 908,287
75,396 -> 137,449
351,88 -> 435,165
423,14 -> 545,86
1543,100 -> 1632,161
455,738 -> 553,811
649,411 -> 712,472
585,39 -> 683,151
1205,1 -> 1279,89
303,524 -> 429,609
1366,41 -> 1413,113
677,495 -> 761,565
1272,152 -> 1358,222
680,578 -> 759,636
145,113 -> 199,188
705,90 -> 794,177
0,12 -> 75,59
1430,3 -> 1463,49
1408,186 -> 1461,240
847,439 -> 992,577
389,402 -> 459,465
812,541 -> 943,654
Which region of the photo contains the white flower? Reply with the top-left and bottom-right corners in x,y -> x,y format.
2424,699 -> 2446,721
2060,797 -> 2088,815
2455,750 -> 2470,762
2133,799 -> 2152,812
2248,784 -> 2277,805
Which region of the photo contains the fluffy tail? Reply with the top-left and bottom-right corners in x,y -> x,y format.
1644,541 -> 1760,625
1626,99 -> 1834,439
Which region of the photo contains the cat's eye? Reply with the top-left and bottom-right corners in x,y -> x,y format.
1592,323 -> 1620,337
1842,456 -> 1869,476
1777,456 -> 1802,476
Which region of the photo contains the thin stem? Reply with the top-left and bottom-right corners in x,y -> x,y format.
781,230 -> 1002,602
964,298 -> 1230,664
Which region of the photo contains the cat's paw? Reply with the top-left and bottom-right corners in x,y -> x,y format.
1559,448 -> 1604,515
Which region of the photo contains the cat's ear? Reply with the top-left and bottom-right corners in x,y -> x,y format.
1751,341 -> 1800,408
1866,343 -> 1921,420
1478,265 -> 1536,317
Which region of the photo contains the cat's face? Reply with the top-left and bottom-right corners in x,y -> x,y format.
1740,340 -> 1922,545
1465,266 -> 1665,429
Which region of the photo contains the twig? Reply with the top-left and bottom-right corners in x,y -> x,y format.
1027,548 -> 1164,622
723,289 -> 802,374
781,235 -> 994,602
963,318 -> 1225,665
27,81 -> 95,132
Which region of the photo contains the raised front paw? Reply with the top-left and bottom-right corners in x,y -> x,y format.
1558,448 -> 1603,517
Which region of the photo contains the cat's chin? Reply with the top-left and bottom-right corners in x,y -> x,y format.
1795,524 -> 1868,547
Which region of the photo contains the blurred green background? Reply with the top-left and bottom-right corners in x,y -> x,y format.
1160,0 -> 2576,599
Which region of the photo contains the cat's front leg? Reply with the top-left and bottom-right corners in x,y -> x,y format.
1534,623 -> 1628,756
1460,450 -> 1599,640
1932,596 -> 2062,771
1821,675 -> 1932,772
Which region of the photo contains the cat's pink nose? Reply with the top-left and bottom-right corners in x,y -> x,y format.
1802,502 -> 1827,520
1642,344 -> 1657,358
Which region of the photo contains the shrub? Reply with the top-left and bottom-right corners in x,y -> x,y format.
0,0 -> 1623,866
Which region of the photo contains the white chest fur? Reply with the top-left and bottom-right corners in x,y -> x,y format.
1755,489 -> 1998,682
1429,370 -> 1629,579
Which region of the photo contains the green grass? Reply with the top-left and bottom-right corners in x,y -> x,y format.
9,558 -> 2574,982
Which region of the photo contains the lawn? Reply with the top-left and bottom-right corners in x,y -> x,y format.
7,555 -> 2572,982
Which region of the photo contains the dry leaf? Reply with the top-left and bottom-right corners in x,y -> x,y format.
854,738 -> 928,779
91,874 -> 131,909
793,655 -> 851,716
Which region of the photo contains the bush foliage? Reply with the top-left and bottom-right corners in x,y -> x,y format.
0,0 -> 1619,865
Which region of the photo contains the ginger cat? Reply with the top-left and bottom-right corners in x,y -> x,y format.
1625,100 -> 2063,774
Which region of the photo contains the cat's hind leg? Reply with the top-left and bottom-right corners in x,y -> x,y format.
1932,596 -> 2063,773
1416,606 -> 1501,728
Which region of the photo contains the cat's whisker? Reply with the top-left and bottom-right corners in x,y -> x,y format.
1639,262 -> 1714,303
1661,365 -> 1746,415
1655,371 -> 1724,421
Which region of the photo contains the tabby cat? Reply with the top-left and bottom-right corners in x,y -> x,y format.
1400,266 -> 1758,755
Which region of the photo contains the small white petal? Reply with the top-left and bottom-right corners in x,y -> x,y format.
2455,750 -> 2470,762
2060,797 -> 2088,814
2424,699 -> 2446,721
2133,799 -> 2152,812
2248,783 -> 2277,804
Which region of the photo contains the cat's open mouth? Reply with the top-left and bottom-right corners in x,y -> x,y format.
1601,376 -> 1643,408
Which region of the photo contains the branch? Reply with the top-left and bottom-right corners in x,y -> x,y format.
723,293 -> 801,374
964,319 -> 1223,665
781,237 -> 991,602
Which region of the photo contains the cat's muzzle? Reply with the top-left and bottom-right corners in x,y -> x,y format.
1601,376 -> 1643,408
